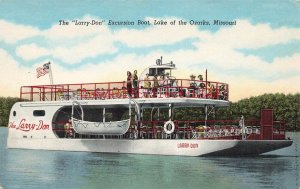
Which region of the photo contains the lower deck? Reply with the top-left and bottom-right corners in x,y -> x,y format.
54,119 -> 287,141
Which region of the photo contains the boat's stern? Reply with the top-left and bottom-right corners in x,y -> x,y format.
7,102 -> 59,149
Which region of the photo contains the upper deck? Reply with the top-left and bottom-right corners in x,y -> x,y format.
20,78 -> 229,103
20,59 -> 229,105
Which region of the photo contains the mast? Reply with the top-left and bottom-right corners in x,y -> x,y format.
205,69 -> 207,99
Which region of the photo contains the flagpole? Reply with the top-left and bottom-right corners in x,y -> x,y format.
48,62 -> 54,85
205,69 -> 207,99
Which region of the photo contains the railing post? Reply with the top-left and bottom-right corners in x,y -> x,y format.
30,87 -> 33,101
240,116 -> 246,140
108,83 -> 110,99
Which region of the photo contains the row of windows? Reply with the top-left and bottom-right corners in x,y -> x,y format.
13,110 -> 45,117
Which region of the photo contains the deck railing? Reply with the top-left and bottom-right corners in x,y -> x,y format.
20,79 -> 229,101
137,119 -> 286,140
52,119 -> 286,140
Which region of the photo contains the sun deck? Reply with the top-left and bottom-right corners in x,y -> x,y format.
19,79 -> 229,103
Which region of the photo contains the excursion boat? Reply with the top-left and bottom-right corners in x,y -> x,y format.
7,57 -> 292,156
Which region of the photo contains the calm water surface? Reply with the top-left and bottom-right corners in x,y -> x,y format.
0,127 -> 299,189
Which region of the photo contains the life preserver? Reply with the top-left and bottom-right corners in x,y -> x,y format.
164,120 -> 175,134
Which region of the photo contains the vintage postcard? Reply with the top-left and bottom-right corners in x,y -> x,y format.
0,1 -> 299,189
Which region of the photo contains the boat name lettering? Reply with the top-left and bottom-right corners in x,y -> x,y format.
177,143 -> 198,148
9,119 -> 49,132
8,122 -> 16,128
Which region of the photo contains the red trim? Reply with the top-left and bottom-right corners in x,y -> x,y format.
20,79 -> 229,102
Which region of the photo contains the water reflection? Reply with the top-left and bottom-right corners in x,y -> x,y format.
203,156 -> 299,189
1,128 -> 299,189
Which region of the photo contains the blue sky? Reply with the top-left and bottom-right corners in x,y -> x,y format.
0,0 -> 299,101
1,0 -> 299,28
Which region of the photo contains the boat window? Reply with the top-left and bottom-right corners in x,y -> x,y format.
13,111 -> 16,116
33,110 -> 45,117
149,68 -> 165,76
149,68 -> 156,76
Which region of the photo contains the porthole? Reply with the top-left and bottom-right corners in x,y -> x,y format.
33,110 -> 45,116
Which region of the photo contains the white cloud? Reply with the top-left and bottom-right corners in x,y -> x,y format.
51,33 -> 117,64
0,20 -> 40,44
204,20 -> 300,49
16,43 -> 50,61
0,49 -> 32,96
270,53 -> 300,73
14,15 -> 117,64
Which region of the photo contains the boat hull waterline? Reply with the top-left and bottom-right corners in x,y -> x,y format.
7,138 -> 292,156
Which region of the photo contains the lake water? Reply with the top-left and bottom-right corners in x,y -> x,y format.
0,127 -> 299,189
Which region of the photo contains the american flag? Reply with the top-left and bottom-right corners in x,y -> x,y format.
36,62 -> 50,78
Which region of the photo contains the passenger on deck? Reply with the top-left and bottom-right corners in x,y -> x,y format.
189,74 -> 197,97
81,88 -> 90,99
112,87 -> 120,98
76,89 -> 81,100
152,75 -> 159,97
198,74 -> 203,81
207,82 -> 216,99
95,88 -> 101,99
207,82 -> 212,98
159,75 -> 165,95
144,73 -> 151,97
139,86 -> 145,98
162,73 -> 172,96
211,84 -> 216,99
57,89 -> 63,100
100,88 -> 106,99
189,74 -> 197,87
133,70 -> 138,98
159,75 -> 165,86
121,86 -> 127,98
198,75 -> 205,88
64,122 -> 73,138
164,73 -> 171,86
218,84 -> 227,100
169,78 -> 178,97
126,71 -> 133,97
197,75 -> 205,97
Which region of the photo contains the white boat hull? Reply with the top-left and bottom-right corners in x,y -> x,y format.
6,101 -> 293,157
6,137 -> 292,156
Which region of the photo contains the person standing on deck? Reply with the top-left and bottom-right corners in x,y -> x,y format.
152,75 -> 159,97
64,122 -> 73,138
133,70 -> 139,98
127,71 -> 133,97
144,73 -> 151,97
197,74 -> 205,98
189,74 -> 197,97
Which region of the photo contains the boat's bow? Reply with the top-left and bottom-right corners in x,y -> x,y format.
202,140 -> 293,156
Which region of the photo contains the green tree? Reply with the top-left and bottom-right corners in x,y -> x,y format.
0,97 -> 19,126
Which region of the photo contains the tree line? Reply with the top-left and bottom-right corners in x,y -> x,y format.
0,97 -> 19,126
0,93 -> 299,130
146,93 -> 300,131
216,93 -> 299,131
